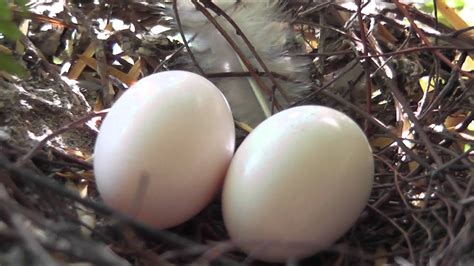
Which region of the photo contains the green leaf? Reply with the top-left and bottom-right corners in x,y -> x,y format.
14,0 -> 27,7
448,0 -> 465,10
0,0 -> 21,41
0,53 -> 26,76
419,0 -> 465,15
0,0 -> 26,76
0,0 -> 12,20
419,1 -> 434,13
0,22 -> 20,40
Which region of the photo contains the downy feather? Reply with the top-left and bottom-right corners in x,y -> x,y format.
170,0 -> 311,127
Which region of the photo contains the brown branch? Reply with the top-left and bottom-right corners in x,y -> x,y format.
64,5 -> 114,106
420,53 -> 467,119
358,45 -> 474,58
0,187 -> 59,266
373,154 -> 411,209
318,89 -> 433,170
382,79 -> 443,166
392,0 -> 474,80
354,0 -> 374,132
367,204 -> 415,264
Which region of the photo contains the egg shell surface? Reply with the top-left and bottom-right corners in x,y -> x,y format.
94,70 -> 235,229
222,105 -> 374,262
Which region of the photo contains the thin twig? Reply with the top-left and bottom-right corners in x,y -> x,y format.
202,0 -> 291,103
0,155 -> 241,266
354,0 -> 374,132
190,0 -> 282,110
15,110 -> 108,167
172,0 -> 206,75
367,204 -> 415,264
392,0 -> 474,80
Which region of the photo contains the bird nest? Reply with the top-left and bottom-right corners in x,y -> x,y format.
0,0 -> 472,265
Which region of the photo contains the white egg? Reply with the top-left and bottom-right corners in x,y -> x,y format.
94,71 -> 235,229
222,105 -> 374,262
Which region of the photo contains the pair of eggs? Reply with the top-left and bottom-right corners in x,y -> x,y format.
93,71 -> 374,262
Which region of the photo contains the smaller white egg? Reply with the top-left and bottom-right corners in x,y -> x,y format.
94,71 -> 235,229
222,105 -> 374,262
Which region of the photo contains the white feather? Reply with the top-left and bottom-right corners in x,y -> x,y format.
171,0 -> 311,127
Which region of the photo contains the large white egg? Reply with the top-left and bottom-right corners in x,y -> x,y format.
222,105 -> 374,262
94,71 -> 235,229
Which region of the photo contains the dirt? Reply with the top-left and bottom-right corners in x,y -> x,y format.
0,74 -> 96,155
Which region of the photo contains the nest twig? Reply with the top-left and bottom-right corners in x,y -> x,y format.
0,0 -> 472,265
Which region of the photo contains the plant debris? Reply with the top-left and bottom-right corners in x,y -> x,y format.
0,0 -> 473,265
